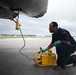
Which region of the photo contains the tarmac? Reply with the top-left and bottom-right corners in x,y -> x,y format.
0,38 -> 76,75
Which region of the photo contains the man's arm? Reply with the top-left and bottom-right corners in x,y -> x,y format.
61,40 -> 70,45
48,40 -> 70,48
48,43 -> 53,49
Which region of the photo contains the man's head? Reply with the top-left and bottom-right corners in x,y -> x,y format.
49,21 -> 58,33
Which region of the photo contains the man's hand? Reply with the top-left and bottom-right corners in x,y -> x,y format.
40,47 -> 49,52
53,40 -> 61,46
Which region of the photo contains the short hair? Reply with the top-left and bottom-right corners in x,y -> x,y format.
49,21 -> 58,27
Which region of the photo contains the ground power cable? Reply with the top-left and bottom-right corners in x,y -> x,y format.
19,27 -> 33,60
13,10 -> 33,60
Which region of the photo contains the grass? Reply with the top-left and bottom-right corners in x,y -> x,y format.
0,35 -> 37,39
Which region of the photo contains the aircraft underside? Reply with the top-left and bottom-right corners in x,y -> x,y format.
0,0 -> 48,20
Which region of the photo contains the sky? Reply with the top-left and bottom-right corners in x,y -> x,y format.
0,0 -> 76,36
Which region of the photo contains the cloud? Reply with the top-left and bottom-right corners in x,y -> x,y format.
0,0 -> 76,36
47,0 -> 76,21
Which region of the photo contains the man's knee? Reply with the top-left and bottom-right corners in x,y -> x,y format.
56,44 -> 65,54
56,44 -> 63,51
